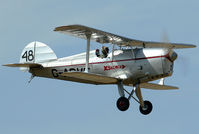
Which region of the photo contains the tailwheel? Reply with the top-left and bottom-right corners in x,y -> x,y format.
116,97 -> 130,111
139,100 -> 153,115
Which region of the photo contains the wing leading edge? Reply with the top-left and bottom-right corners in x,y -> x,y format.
54,25 -> 196,49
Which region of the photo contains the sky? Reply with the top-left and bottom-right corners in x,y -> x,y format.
0,0 -> 199,134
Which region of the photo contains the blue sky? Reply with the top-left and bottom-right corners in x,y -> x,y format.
0,0 -> 199,134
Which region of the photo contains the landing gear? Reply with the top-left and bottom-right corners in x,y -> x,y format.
116,82 -> 153,115
116,97 -> 130,111
139,100 -> 153,115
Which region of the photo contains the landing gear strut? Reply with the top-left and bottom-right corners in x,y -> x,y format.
116,82 -> 153,115
116,81 -> 130,111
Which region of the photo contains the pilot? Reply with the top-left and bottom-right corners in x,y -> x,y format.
101,46 -> 109,58
95,46 -> 109,58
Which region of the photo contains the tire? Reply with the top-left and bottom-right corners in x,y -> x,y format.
116,97 -> 130,111
139,100 -> 153,115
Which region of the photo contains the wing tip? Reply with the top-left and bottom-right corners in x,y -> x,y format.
190,44 -> 197,48
172,87 -> 179,89
54,27 -> 61,31
175,43 -> 197,49
54,24 -> 83,32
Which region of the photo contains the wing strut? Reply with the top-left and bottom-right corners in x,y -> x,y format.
85,34 -> 91,73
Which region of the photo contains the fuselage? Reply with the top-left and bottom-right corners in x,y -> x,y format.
30,48 -> 175,85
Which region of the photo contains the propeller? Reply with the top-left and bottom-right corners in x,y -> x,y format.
161,30 -> 189,76
161,30 -> 170,43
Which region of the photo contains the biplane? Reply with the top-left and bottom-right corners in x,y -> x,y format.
3,25 -> 196,115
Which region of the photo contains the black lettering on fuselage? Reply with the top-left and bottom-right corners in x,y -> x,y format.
81,68 -> 86,72
69,68 -> 76,72
52,69 -> 59,77
51,67 -> 90,78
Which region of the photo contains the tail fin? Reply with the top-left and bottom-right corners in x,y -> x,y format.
19,41 -> 57,71
20,41 -> 57,63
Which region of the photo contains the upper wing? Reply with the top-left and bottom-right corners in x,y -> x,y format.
61,72 -> 118,85
54,25 -> 196,49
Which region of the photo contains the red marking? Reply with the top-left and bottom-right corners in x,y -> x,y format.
104,65 -> 126,71
50,54 -> 169,68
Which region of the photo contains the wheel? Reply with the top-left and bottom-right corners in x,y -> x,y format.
116,97 -> 130,111
139,100 -> 153,115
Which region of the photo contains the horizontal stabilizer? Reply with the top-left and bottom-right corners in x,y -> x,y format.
140,83 -> 179,90
61,72 -> 118,84
3,63 -> 42,68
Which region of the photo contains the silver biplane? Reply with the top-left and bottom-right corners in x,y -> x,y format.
4,25 -> 196,115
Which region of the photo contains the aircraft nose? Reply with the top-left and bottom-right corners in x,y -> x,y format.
169,51 -> 178,62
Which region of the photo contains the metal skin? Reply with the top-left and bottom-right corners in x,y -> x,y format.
30,48 -> 176,86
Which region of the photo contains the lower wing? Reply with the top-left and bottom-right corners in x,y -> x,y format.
127,83 -> 178,90
61,72 -> 118,85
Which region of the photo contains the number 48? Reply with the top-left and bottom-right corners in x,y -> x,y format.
22,50 -> 34,62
